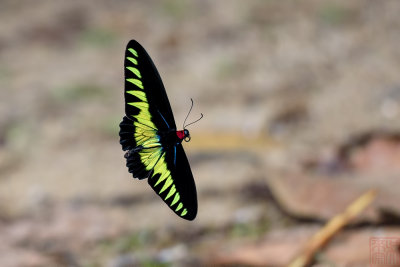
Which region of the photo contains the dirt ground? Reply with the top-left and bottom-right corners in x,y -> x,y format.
1,1 -> 400,266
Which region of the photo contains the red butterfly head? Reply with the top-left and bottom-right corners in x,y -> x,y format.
176,129 -> 191,142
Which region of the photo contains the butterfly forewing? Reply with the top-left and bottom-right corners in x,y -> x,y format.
119,40 -> 197,220
124,40 -> 176,131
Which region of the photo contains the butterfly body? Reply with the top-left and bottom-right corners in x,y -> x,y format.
124,128 -> 188,158
158,128 -> 189,147
119,40 -> 197,220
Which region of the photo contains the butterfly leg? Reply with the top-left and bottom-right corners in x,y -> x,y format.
124,145 -> 143,158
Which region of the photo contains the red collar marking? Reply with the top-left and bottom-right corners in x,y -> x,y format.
176,130 -> 185,140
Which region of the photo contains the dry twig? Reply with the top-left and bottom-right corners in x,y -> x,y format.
288,189 -> 377,267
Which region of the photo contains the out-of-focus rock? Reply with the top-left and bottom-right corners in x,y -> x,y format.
274,131 -> 400,223
267,172 -> 400,223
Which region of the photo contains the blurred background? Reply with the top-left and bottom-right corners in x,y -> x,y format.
1,0 -> 400,266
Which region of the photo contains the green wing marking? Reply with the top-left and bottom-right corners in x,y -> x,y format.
126,67 -> 142,79
128,48 -> 138,57
147,152 -> 189,217
124,46 -> 189,218
125,48 -> 155,130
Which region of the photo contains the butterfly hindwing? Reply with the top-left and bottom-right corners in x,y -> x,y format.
120,115 -> 161,179
119,40 -> 198,220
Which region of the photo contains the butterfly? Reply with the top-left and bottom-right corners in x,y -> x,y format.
119,40 -> 200,220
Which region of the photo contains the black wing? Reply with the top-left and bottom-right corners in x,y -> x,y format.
119,40 -> 197,220
147,144 -> 197,220
124,39 -> 176,131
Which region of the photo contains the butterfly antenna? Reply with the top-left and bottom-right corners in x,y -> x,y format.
183,98 -> 203,129
183,98 -> 194,129
184,113 -> 203,128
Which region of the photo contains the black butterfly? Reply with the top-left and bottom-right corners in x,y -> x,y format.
119,40 -> 199,220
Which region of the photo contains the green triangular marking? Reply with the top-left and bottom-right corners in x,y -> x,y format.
128,48 -> 138,57
159,177 -> 173,194
155,170 -> 170,187
126,57 -> 138,65
165,186 -> 176,201
175,202 -> 183,212
171,193 -> 180,206
126,78 -> 143,89
128,102 -> 149,109
126,90 -> 146,102
181,209 -> 188,216
126,66 -> 142,79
